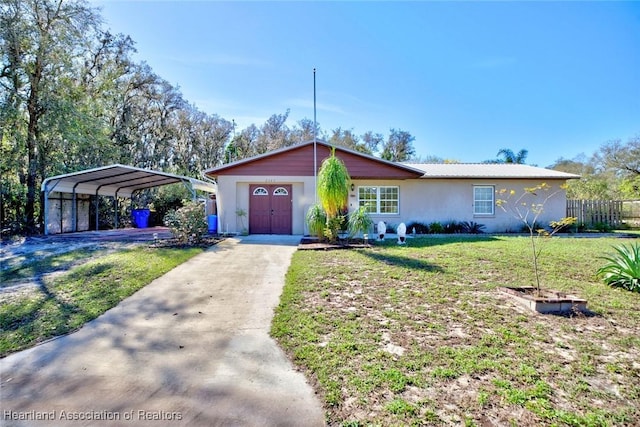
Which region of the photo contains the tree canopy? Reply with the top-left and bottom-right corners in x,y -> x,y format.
381,129 -> 416,162
0,0 -> 419,234
550,135 -> 640,200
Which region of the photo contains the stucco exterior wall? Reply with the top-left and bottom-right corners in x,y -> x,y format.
215,175 -> 317,235
390,179 -> 569,233
215,176 -> 570,235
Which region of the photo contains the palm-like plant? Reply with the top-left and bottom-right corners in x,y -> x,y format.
316,148 -> 351,241
317,148 -> 350,218
597,243 -> 640,292
347,206 -> 373,239
306,204 -> 327,240
497,148 -> 528,164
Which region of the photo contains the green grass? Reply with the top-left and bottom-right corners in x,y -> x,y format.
1,248 -> 100,283
271,236 -> 640,426
0,246 -> 203,356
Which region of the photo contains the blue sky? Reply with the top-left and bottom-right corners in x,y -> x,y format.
93,1 -> 639,167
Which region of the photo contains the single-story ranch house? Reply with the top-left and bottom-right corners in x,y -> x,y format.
204,140 -> 580,235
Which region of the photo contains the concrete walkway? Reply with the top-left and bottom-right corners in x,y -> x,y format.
0,235 -> 325,427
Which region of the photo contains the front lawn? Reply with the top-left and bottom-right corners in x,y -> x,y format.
272,236 -> 640,426
0,246 -> 203,356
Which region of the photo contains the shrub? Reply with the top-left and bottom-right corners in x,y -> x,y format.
347,207 -> 373,238
460,221 -> 486,234
428,222 -> 444,234
550,218 -> 574,234
306,204 -> 327,239
443,220 -> 462,234
519,221 -> 542,234
163,201 -> 208,244
151,183 -> 191,222
597,243 -> 640,292
592,222 -> 613,233
406,221 -> 429,234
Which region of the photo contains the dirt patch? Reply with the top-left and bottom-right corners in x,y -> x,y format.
277,241 -> 640,426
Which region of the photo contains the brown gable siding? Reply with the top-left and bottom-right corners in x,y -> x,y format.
207,144 -> 423,179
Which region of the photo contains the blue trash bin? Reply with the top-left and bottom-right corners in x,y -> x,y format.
132,209 -> 150,228
207,214 -> 218,234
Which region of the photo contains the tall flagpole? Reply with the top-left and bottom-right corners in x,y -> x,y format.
313,68 -> 317,204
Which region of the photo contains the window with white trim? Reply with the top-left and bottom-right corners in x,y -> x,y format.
253,187 -> 268,196
358,186 -> 399,214
473,185 -> 495,215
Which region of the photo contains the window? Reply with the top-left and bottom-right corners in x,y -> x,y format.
253,187 -> 268,196
474,185 -> 494,215
358,186 -> 399,214
273,187 -> 289,196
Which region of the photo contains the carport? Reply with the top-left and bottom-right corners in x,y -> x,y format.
41,164 -> 216,235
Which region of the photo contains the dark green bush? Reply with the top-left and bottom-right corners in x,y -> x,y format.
460,221 -> 486,234
443,220 -> 463,234
151,184 -> 191,224
592,222 -> 613,233
406,221 -> 430,234
428,222 -> 444,234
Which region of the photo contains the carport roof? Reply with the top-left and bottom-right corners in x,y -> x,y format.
41,164 -> 216,198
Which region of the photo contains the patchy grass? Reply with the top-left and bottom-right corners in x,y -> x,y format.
272,236 -> 640,426
1,247 -> 102,284
0,246 -> 203,356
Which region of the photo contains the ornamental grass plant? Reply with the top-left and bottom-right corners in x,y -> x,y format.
313,147 -> 351,242
597,242 -> 640,292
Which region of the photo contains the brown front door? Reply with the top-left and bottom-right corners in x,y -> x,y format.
249,185 -> 292,234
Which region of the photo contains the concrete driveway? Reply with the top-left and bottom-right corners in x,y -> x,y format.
0,235 -> 325,426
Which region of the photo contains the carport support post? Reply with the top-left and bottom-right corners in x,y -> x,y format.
43,185 -> 50,235
72,190 -> 77,232
41,179 -> 61,235
95,192 -> 100,231
59,193 -> 63,234
182,179 -> 197,200
114,195 -> 119,229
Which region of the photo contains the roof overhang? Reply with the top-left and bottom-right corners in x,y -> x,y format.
41,164 -> 216,198
405,163 -> 581,180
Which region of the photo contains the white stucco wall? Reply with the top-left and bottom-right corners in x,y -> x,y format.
215,176 -> 570,235
215,175 -> 317,235
355,179 -> 569,233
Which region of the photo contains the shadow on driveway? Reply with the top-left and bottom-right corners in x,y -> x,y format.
1,236 -> 324,427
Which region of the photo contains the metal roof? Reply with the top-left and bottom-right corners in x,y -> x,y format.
405,163 -> 581,179
41,164 -> 216,198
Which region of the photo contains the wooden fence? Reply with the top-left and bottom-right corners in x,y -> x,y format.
566,200 -> 626,226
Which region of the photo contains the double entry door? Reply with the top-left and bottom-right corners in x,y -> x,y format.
249,184 -> 292,234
